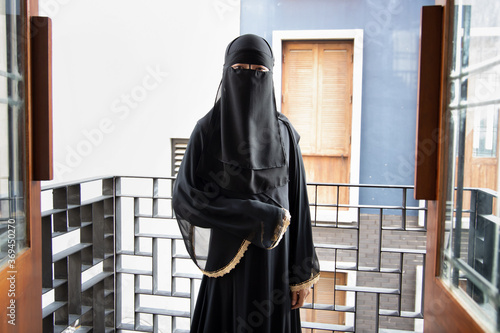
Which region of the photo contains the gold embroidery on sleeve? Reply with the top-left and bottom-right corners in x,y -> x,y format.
268,208 -> 291,249
289,272 -> 321,292
199,208 -> 291,277
201,239 -> 251,278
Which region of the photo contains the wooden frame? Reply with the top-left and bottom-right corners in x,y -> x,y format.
31,16 -> 53,181
0,0 -> 45,331
423,1 -> 489,331
414,6 -> 443,200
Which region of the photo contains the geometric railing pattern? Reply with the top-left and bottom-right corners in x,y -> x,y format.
114,176 -> 194,332
41,177 -> 115,333
39,176 -> 427,332
442,187 -> 500,332
113,177 -> 427,333
304,183 -> 427,333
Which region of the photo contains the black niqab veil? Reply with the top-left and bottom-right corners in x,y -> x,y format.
197,34 -> 289,194
172,34 -> 320,333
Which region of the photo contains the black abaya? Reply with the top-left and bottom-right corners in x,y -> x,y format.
173,111 -> 319,333
172,34 -> 319,333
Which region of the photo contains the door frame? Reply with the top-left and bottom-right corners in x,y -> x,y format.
272,29 -> 363,220
423,1 -> 491,331
0,0 -> 43,332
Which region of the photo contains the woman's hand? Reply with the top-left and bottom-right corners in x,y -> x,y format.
291,288 -> 310,310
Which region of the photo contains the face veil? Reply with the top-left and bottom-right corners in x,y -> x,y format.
196,34 -> 289,194
172,34 -> 320,285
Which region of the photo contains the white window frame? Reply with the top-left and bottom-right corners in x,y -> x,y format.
273,30 -> 364,222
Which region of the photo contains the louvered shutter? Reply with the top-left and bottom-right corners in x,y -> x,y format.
283,41 -> 353,156
318,45 -> 352,156
171,138 -> 189,176
283,44 -> 317,154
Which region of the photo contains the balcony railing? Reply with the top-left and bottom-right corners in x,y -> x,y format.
40,176 -> 430,332
41,177 -> 115,333
441,187 -> 500,331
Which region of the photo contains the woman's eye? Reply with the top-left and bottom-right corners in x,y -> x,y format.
255,66 -> 269,72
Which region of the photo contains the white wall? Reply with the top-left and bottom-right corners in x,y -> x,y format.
39,0 -> 240,184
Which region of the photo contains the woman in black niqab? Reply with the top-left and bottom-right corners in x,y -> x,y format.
172,34 -> 320,333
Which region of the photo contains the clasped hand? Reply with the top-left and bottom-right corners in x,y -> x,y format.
291,288 -> 311,310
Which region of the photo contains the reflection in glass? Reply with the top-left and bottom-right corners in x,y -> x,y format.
441,0 -> 500,331
0,0 -> 27,265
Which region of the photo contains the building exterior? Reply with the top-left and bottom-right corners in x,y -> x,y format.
0,0 -> 498,332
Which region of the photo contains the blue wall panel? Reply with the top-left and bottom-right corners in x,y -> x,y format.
241,0 -> 434,207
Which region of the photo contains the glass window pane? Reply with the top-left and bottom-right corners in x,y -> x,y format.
441,1 -> 500,331
0,0 -> 27,266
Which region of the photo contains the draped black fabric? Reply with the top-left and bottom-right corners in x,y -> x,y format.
173,110 -> 290,276
197,34 -> 288,194
172,34 -> 320,333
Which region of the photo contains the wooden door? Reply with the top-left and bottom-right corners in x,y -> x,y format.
0,0 -> 47,331
459,108 -> 499,213
464,105 -> 499,190
422,1 -> 499,332
282,41 -> 353,220
301,271 -> 347,332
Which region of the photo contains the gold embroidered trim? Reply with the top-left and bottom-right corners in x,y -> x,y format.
199,208 -> 290,277
200,239 -> 251,278
289,272 -> 320,292
268,208 -> 291,250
